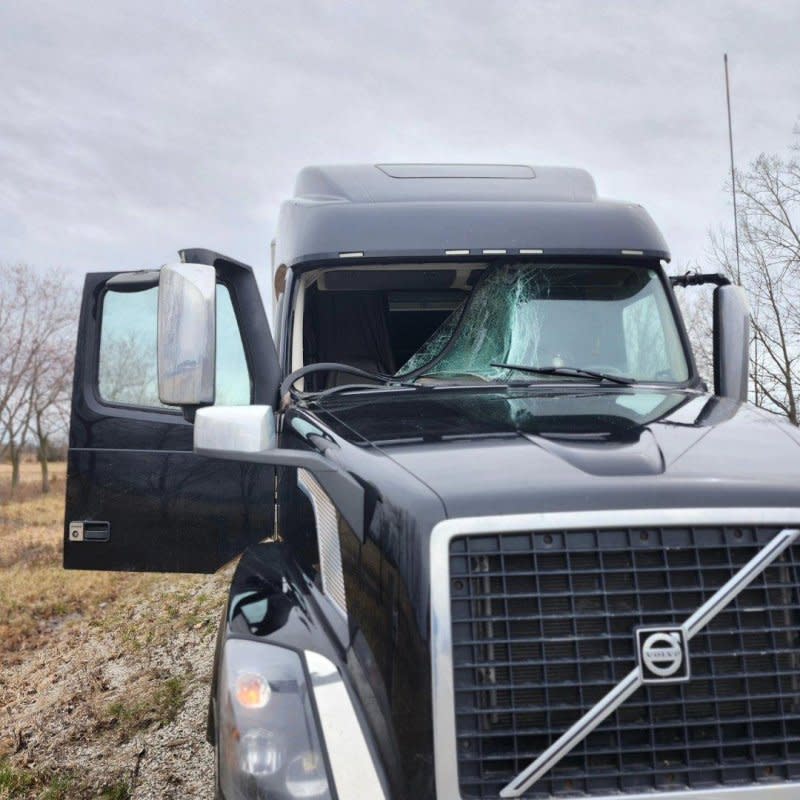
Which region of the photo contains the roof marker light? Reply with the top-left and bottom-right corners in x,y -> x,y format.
519,249 -> 543,254
482,249 -> 507,255
445,249 -> 470,256
339,251 -> 364,258
621,249 -> 644,256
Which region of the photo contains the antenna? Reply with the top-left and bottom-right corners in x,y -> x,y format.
724,53 -> 741,282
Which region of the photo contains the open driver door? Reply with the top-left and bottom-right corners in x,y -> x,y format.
63,249 -> 281,573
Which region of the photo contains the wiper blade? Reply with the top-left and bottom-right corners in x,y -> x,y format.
414,370 -> 490,383
490,362 -> 635,386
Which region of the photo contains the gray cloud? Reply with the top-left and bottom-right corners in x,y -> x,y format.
1,0 -> 798,303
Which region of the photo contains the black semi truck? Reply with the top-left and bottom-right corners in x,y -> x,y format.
64,164 -> 800,800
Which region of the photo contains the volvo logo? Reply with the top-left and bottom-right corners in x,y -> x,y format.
642,633 -> 682,676
635,626 -> 690,684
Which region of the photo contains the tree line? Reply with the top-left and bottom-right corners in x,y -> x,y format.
0,265 -> 78,494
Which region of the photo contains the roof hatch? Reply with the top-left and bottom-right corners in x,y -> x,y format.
376,164 -> 536,179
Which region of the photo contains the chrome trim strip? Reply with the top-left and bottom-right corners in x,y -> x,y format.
430,507 -> 800,800
683,528 -> 798,638
298,468 -> 348,617
305,651 -> 387,800
501,667 -> 642,798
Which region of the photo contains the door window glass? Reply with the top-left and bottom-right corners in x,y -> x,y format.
98,283 -> 250,408
215,289 -> 251,405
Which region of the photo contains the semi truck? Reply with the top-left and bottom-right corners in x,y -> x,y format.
64,164 -> 800,800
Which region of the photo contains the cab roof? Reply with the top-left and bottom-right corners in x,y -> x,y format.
273,164 -> 670,269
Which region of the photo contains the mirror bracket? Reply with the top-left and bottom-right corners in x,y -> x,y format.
195,444 -> 365,541
670,272 -> 731,288
194,406 -> 365,540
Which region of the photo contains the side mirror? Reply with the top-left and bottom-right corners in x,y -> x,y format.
157,263 -> 217,406
713,284 -> 750,402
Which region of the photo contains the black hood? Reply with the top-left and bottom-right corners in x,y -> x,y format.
314,387 -> 800,518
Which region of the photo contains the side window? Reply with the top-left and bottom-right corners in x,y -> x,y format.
98,283 -> 250,409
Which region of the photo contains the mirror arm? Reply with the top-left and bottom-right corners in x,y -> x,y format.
195,446 -> 365,541
670,272 -> 731,288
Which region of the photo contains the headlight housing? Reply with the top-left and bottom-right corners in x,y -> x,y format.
218,639 -> 332,800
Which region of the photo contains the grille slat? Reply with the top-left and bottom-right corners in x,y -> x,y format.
450,525 -> 800,798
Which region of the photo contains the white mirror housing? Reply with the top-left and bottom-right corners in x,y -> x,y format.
158,262 -> 217,406
194,406 -> 277,454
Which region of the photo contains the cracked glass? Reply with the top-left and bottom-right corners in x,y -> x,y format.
396,263 -> 689,383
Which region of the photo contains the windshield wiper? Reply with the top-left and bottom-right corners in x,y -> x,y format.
490,362 -> 635,386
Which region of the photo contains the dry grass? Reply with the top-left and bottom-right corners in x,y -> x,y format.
0,463 -> 231,799
0,463 -> 65,505
0,469 -> 122,661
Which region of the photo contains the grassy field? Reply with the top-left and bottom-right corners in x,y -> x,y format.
0,463 -> 231,799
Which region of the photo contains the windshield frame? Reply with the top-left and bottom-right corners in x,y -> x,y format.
395,258 -> 700,389
283,257 -> 703,398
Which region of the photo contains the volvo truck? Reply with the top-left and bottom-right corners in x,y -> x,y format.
64,164 -> 800,800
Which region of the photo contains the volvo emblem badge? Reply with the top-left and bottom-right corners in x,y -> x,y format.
635,625 -> 690,684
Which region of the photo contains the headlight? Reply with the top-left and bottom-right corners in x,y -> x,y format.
218,639 -> 332,800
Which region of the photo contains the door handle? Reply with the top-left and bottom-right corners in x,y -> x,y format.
68,521 -> 111,542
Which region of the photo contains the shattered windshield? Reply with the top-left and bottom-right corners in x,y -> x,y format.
397,263 -> 690,383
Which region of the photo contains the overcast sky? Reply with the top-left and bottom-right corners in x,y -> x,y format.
2,0 -> 799,303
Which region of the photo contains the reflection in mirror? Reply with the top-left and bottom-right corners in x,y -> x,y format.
158,263 -> 217,406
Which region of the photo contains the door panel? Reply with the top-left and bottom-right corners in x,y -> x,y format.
64,253 -> 280,573
64,451 -> 272,572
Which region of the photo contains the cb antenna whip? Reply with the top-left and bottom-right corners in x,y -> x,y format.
724,53 -> 741,282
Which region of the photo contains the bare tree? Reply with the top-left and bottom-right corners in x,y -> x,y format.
709,132 -> 800,424
0,266 -> 37,491
29,339 -> 74,492
0,264 -> 78,493
97,332 -> 160,407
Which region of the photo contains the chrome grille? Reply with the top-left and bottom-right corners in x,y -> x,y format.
298,468 -> 347,617
449,525 -> 800,798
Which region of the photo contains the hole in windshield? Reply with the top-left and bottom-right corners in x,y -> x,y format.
396,263 -> 690,384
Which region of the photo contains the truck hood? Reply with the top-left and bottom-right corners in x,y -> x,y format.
315,387 -> 800,517
305,387 -> 800,799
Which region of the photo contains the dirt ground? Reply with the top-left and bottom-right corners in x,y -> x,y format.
0,463 -> 232,799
